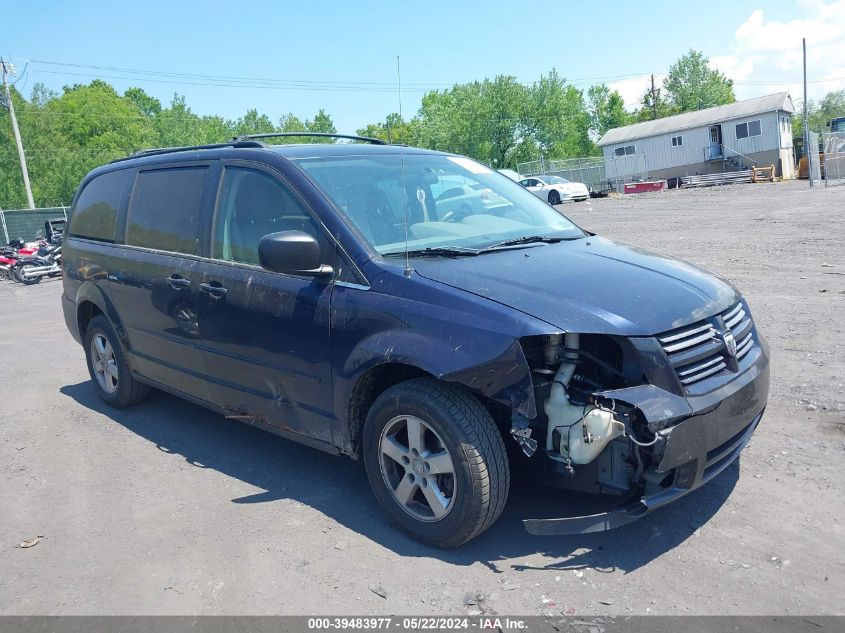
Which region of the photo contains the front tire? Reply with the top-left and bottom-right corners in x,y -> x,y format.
362,378 -> 510,547
83,315 -> 149,408
548,190 -> 561,205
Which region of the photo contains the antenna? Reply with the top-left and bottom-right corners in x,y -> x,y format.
398,55 -> 411,277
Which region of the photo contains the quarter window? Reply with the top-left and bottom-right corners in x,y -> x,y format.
68,170 -> 128,242
127,167 -> 207,254
736,120 -> 762,139
213,167 -> 322,266
672,135 -> 683,147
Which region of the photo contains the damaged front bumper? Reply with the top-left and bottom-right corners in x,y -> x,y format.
523,335 -> 770,536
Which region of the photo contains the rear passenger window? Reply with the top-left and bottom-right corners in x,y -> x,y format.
127,167 -> 207,254
213,168 -> 322,266
68,170 -> 127,242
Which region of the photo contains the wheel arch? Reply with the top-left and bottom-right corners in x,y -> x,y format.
343,352 -> 529,459
74,281 -> 128,347
346,362 -> 432,458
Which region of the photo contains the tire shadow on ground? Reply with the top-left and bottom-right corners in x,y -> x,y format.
61,381 -> 739,575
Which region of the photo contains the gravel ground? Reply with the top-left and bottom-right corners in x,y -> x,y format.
0,179 -> 843,616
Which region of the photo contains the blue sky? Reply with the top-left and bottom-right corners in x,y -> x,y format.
5,0 -> 844,132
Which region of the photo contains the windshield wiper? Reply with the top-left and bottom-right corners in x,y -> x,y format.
383,246 -> 480,258
480,234 -> 579,251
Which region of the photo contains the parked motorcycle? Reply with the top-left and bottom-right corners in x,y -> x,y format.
10,219 -> 66,285
0,238 -> 32,279
12,242 -> 62,284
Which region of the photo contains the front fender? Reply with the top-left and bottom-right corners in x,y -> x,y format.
341,329 -> 536,418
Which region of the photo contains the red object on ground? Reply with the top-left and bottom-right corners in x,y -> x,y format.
623,181 -> 665,194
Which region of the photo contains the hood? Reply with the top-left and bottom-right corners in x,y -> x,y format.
557,183 -> 588,193
413,236 -> 740,336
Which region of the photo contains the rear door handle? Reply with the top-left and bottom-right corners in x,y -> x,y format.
166,275 -> 191,289
199,282 -> 228,298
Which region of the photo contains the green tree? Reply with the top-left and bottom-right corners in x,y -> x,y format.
587,84 -> 629,139
792,90 -> 845,139
663,49 -> 735,112
633,86 -> 677,122
155,94 -> 203,147
358,113 -> 418,144
124,87 -> 162,117
23,80 -> 151,206
305,108 -> 336,141
233,108 -> 275,137
527,70 -> 594,158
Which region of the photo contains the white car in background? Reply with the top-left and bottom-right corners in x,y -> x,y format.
519,175 -> 590,204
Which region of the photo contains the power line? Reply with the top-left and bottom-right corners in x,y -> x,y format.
27,58 -> 662,87
30,69 -> 433,93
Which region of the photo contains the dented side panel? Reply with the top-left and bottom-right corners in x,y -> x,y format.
196,258 -> 336,442
329,265 -> 557,452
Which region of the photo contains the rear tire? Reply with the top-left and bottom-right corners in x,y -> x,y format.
362,377 -> 510,548
13,263 -> 42,285
83,315 -> 149,408
548,190 -> 561,205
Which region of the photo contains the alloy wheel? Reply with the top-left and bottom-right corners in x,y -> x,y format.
90,333 -> 118,394
378,415 -> 457,522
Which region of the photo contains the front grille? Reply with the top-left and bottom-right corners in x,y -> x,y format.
657,300 -> 756,388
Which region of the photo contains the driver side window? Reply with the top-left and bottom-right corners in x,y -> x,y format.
213,167 -> 322,265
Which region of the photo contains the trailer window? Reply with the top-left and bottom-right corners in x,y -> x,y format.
736,120 -> 762,139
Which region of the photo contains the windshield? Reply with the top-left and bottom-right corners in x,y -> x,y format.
544,175 -> 571,184
292,153 -> 585,255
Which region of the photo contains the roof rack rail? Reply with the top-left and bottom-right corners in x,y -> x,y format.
232,132 -> 386,145
109,139 -> 265,164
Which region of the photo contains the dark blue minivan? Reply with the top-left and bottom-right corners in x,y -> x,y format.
61,134 -> 769,547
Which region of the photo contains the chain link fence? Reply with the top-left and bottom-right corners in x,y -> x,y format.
822,131 -> 845,187
603,154 -> 649,191
517,157 -> 607,190
517,154 -> 649,193
0,207 -> 68,245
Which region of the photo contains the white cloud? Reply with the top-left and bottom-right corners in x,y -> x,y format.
709,55 -> 754,81
608,74 -> 666,110
717,1 -> 845,102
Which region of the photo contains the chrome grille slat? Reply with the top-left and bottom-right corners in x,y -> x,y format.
680,361 -> 727,384
661,329 -> 716,353
731,318 -> 752,341
722,302 -> 743,323
735,332 -> 753,359
657,300 -> 757,388
677,354 -> 726,377
657,322 -> 713,344
667,338 -> 725,368
724,307 -> 746,329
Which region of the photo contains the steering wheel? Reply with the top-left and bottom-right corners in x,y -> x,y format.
440,203 -> 473,223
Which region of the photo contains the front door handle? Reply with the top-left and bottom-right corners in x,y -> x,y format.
199,282 -> 228,298
166,275 -> 191,289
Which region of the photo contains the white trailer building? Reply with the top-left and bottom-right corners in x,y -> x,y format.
597,92 -> 796,182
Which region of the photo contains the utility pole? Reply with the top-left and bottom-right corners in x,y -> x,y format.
1,59 -> 35,209
802,39 -> 814,188
650,74 -> 658,120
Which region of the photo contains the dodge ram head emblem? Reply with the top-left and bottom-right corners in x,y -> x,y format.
722,331 -> 737,358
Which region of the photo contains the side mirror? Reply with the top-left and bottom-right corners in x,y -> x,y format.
258,230 -> 332,277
